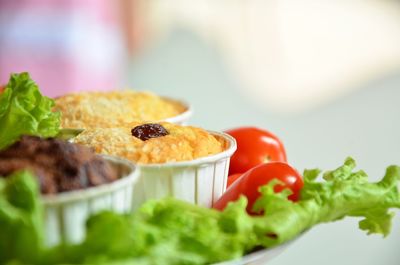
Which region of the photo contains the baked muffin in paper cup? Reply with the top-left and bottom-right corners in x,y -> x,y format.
72,123 -> 237,209
54,91 -> 192,128
0,135 -> 140,247
131,131 -> 236,209
41,155 -> 139,246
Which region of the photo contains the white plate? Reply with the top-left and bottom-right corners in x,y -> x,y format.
213,232 -> 305,265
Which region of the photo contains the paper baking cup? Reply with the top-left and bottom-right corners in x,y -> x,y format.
131,131 -> 237,210
41,156 -> 139,247
161,97 -> 193,125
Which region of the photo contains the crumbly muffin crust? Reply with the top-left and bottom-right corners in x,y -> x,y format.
54,91 -> 187,129
73,122 -> 224,164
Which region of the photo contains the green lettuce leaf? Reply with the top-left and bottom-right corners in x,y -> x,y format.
0,72 -> 60,150
52,158 -> 400,264
45,199 -> 253,265
252,157 -> 400,247
1,158 -> 400,265
0,170 -> 44,264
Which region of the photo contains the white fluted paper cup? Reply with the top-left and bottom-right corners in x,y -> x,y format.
41,155 -> 139,247
162,97 -> 193,125
131,131 -> 236,210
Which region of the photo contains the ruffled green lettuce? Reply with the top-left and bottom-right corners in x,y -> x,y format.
252,158 -> 400,247
1,158 -> 399,265
0,72 -> 60,150
0,170 -> 44,264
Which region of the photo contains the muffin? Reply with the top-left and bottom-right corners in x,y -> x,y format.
73,122 -> 224,164
0,136 -> 139,246
54,90 -> 190,128
73,122 -> 236,209
0,135 -> 118,194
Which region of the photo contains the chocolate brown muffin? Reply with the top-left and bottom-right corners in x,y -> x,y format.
0,136 -> 118,194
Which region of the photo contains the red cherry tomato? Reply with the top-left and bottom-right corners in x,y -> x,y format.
225,127 -> 287,175
214,162 -> 303,214
227,173 -> 243,188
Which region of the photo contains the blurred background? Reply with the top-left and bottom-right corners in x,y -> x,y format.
1,0 -> 400,264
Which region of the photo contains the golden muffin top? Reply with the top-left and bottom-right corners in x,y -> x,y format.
54,91 -> 187,129
73,122 -> 225,164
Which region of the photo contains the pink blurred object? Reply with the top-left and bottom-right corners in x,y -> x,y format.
0,0 -> 126,97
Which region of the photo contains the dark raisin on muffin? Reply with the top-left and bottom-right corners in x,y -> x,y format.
131,123 -> 169,141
